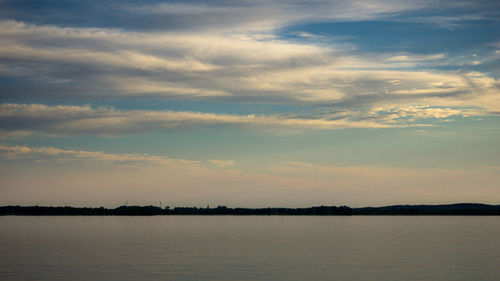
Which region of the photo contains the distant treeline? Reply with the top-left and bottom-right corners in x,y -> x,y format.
354,203 -> 500,215
1,203 -> 499,216
0,205 -> 352,216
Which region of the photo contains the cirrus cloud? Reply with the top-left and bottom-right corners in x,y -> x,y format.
0,143 -> 200,167
0,103 -> 404,138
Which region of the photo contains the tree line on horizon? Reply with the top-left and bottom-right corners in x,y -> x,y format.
1,203 -> 499,216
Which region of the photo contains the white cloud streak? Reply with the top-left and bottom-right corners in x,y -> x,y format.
0,143 -> 199,167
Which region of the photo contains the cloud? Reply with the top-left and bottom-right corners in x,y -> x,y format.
134,1 -> 428,29
400,14 -> 497,29
5,1 -> 491,34
0,143 -> 199,167
0,103 -> 404,138
1,20 -> 498,113
386,53 -> 445,62
367,105 -> 473,123
124,0 -> 499,33
0,20 -> 332,102
209,159 -> 235,168
2,101 -> 496,139
20,1 -> 431,32
0,1 -> 499,136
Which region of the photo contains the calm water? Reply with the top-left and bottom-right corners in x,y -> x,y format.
0,216 -> 499,281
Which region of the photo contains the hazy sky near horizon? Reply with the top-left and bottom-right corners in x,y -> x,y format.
0,0 -> 499,207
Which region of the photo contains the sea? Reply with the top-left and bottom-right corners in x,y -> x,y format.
0,216 -> 499,280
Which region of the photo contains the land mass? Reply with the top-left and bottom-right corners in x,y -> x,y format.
1,203 -> 499,216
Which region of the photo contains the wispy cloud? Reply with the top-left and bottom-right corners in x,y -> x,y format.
1,20 -> 497,115
0,143 -> 199,167
110,0 -> 432,31
0,103 -> 401,138
209,159 -> 236,168
367,105 -> 474,123
4,0 -> 491,34
386,53 -> 445,62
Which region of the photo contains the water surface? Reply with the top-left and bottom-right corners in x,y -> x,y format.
1,216 -> 499,280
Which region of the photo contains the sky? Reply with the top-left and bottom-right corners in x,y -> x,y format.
0,0 -> 499,207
